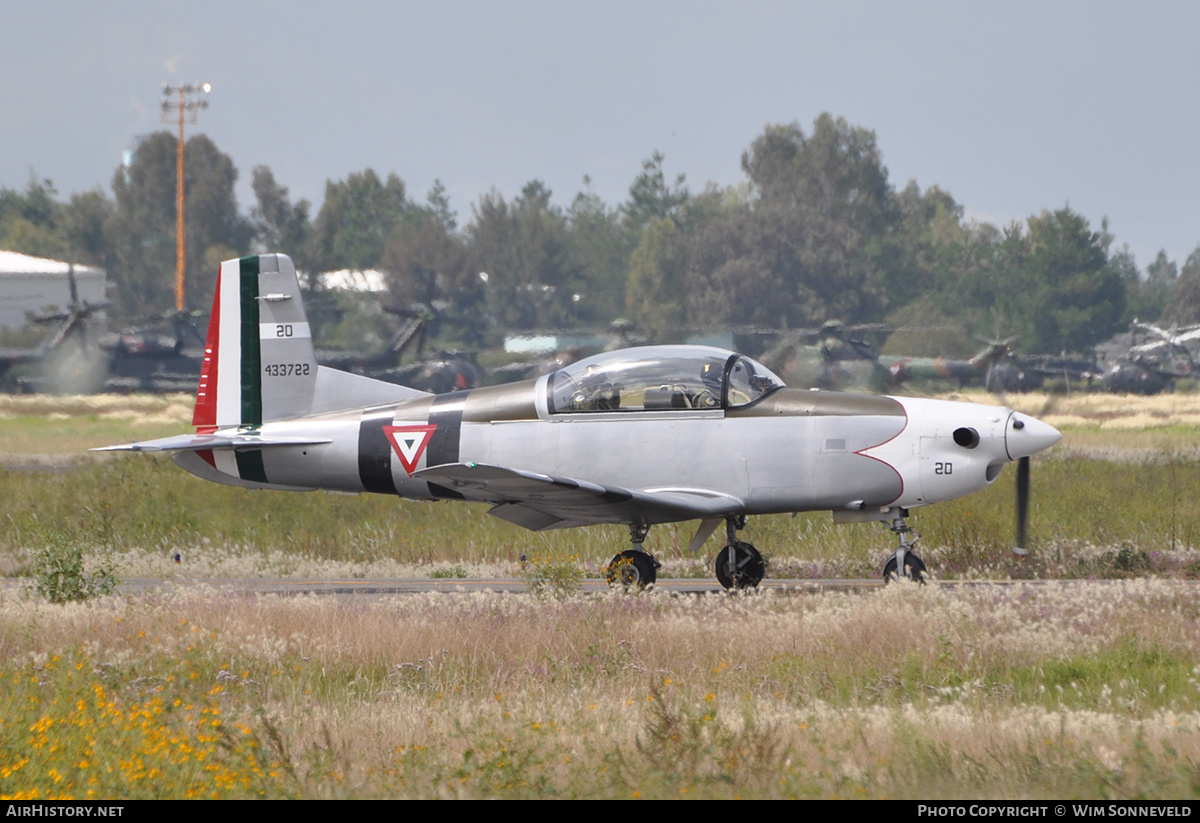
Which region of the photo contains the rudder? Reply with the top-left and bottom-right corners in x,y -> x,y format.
193,254 -> 317,428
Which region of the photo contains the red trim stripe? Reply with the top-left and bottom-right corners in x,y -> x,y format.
191,268 -> 222,427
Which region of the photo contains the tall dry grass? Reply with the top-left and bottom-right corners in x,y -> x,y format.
3,581 -> 1199,798
4,392 -> 1200,797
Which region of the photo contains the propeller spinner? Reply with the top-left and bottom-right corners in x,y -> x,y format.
1005,412 -> 1059,556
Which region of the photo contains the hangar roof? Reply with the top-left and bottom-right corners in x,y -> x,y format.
0,250 -> 104,276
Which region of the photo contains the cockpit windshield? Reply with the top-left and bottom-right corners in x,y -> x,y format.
547,346 -> 784,413
726,354 -> 786,407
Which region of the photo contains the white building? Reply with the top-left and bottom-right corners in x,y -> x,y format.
0,251 -> 106,331
320,268 -> 387,292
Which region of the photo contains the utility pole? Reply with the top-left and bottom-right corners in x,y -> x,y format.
161,82 -> 211,311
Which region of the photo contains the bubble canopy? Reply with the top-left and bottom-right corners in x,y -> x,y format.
547,345 -> 785,414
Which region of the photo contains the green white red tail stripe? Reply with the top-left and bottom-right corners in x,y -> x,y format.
192,254 -> 317,430
193,256 -> 262,429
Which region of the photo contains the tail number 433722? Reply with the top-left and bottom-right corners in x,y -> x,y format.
264,363 -> 311,377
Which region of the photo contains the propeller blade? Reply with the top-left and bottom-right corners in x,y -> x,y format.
1014,455 -> 1030,556
986,361 -> 1009,407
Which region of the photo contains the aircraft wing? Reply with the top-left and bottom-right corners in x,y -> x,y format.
92,432 -> 332,453
412,462 -> 744,531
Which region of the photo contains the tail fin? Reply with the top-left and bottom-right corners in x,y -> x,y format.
193,254 -> 316,428
192,254 -> 427,430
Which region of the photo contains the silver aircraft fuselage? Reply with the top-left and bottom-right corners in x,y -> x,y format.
174,375 -> 1058,526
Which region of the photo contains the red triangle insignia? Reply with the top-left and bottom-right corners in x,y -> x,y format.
383,424 -> 438,475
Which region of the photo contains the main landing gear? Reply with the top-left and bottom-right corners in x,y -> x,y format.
881,509 -> 926,583
715,515 -> 764,590
605,524 -> 661,588
603,516 -> 766,591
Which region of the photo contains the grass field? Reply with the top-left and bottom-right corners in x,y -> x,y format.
4,580 -> 1199,798
3,390 -> 1200,581
2,390 -> 1200,798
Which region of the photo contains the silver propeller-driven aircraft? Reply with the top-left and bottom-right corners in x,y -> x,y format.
99,254 -> 1062,588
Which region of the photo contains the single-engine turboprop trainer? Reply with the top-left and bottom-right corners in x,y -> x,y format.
98,254 -> 1061,588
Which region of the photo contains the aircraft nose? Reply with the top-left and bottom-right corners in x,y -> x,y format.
1005,412 -> 1061,461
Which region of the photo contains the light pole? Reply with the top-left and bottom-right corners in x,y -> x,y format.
161,82 -> 211,311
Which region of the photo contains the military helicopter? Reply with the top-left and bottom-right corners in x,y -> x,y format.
96,293 -> 482,396
757,320 -> 892,391
3,264 -> 110,394
100,309 -> 209,393
313,301 -> 483,395
761,321 -> 1018,394
1098,321 -> 1200,395
99,254 -> 1061,588
370,304 -> 484,394
881,338 -> 1019,391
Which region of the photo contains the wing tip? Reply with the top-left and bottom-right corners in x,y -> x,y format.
90,442 -> 145,453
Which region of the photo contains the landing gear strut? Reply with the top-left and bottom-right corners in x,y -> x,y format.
882,509 -> 926,583
605,523 -> 661,589
715,515 -> 764,590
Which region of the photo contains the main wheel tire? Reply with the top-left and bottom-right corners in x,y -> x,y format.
715,541 -> 765,590
882,552 -> 927,583
605,550 -> 658,589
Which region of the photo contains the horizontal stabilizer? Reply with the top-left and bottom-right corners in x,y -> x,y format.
310,365 -> 429,414
92,432 -> 331,453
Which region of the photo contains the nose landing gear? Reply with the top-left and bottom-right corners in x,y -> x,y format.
882,509 -> 925,583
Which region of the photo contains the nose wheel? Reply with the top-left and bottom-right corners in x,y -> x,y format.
882,509 -> 926,583
882,551 -> 926,583
715,516 -> 765,590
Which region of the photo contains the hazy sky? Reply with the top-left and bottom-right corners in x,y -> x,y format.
3,1 -> 1197,268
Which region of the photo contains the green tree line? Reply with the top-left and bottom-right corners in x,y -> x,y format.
3,114 -> 1197,355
